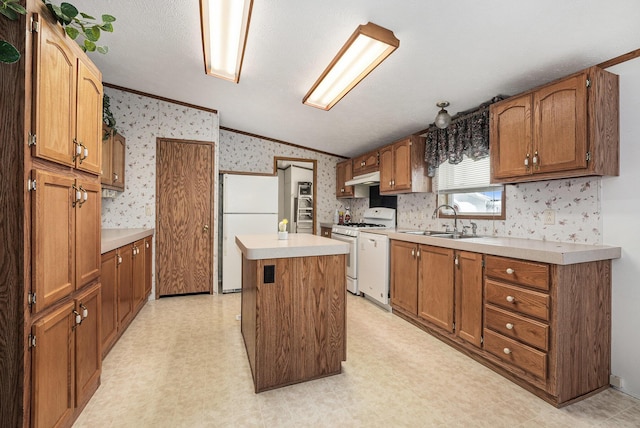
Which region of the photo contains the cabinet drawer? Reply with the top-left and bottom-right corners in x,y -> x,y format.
484,329 -> 547,380
485,255 -> 549,291
485,279 -> 550,321
485,304 -> 549,351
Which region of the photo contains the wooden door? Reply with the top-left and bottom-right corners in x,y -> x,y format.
391,139 -> 412,191
111,133 -> 126,190
74,283 -> 102,408
418,245 -> 454,332
117,245 -> 133,327
31,301 -> 75,428
132,239 -> 145,312
32,14 -> 76,168
390,240 -> 418,315
101,126 -> 113,184
454,251 -> 484,347
32,170 -> 75,312
156,139 -> 214,296
144,236 -> 153,296
534,73 -> 588,174
75,179 -> 101,289
100,250 -> 118,354
75,58 -> 103,174
490,94 -> 533,180
378,145 -> 394,193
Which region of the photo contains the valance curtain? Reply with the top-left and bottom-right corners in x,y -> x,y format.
424,107 -> 491,177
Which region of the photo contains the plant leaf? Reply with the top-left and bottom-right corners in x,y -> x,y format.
101,14 -> 116,23
60,2 -> 78,18
0,40 -> 20,64
84,39 -> 96,52
84,25 -> 100,42
80,12 -> 95,20
8,2 -> 27,15
65,26 -> 79,39
100,22 -> 113,32
97,45 -> 108,54
0,7 -> 18,20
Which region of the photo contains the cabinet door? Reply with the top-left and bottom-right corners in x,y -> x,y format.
101,126 -> 113,185
111,133 -> 126,190
490,94 -> 533,180
353,150 -> 379,175
144,236 -> 153,296
31,301 -> 75,428
390,240 -> 418,314
454,251 -> 483,347
335,159 -> 353,197
32,14 -> 76,168
75,58 -> 103,174
391,139 -> 412,191
100,250 -> 118,354
534,73 -> 588,174
32,170 -> 75,312
378,145 -> 394,193
75,179 -> 101,289
132,240 -> 146,313
418,245 -> 454,332
117,245 -> 134,328
75,283 -> 102,408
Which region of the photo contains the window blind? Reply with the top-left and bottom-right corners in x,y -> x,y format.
437,156 -> 500,193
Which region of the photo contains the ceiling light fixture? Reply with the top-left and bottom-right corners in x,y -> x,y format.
435,101 -> 452,129
199,0 -> 254,83
303,22 -> 399,111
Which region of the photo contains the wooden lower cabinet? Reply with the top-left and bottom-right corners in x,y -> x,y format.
418,246 -> 454,332
101,236 -> 153,357
320,226 -> 332,238
31,282 -> 102,428
390,240 -> 419,315
241,254 -> 346,392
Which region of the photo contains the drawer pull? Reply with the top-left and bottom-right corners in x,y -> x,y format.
503,348 -> 512,355
506,323 -> 514,330
506,268 -> 515,274
506,295 -> 515,303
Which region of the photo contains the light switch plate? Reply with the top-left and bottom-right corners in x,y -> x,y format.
145,204 -> 152,216
543,209 -> 555,225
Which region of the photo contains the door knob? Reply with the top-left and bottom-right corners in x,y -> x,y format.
203,224 -> 209,233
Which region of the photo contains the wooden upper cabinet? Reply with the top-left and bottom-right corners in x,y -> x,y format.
32,170 -> 75,312
31,301 -> 75,428
75,179 -> 101,289
490,66 -> 619,183
379,136 -> 430,195
352,150 -> 379,175
32,14 -> 76,168
75,58 -> 103,174
101,126 -> 126,191
101,126 -> 113,184
335,159 -> 354,198
32,13 -> 103,175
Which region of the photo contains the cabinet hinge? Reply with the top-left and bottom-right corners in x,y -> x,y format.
28,292 -> 36,306
481,259 -> 485,268
452,322 -> 456,331
28,334 -> 36,348
28,133 -> 36,147
27,179 -> 36,191
31,17 -> 39,33
586,151 -> 591,162
480,336 -> 484,344
586,78 -> 591,88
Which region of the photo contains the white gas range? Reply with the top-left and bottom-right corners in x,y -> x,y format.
331,207 -> 396,297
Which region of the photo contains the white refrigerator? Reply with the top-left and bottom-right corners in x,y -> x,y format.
222,174 -> 279,293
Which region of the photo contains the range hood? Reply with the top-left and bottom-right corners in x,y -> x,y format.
345,171 -> 380,186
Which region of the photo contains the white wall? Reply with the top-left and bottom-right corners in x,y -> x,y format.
603,58 -> 640,398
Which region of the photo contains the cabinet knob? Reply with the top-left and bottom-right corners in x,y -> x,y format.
506,323 -> 514,330
203,224 -> 209,233
118,255 -> 122,264
506,268 -> 514,274
503,348 -> 512,355
80,303 -> 88,318
506,295 -> 515,303
113,172 -> 119,182
411,249 -> 415,257
146,242 -> 150,249
73,310 -> 82,325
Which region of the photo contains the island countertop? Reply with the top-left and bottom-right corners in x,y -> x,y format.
102,228 -> 154,254
235,234 -> 348,260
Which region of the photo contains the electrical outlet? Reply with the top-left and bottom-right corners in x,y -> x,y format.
610,374 -> 623,388
543,209 -> 555,225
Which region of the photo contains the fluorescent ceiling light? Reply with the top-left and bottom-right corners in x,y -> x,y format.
200,0 -> 253,83
303,22 -> 399,111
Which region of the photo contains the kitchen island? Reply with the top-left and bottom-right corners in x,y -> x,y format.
235,234 -> 349,392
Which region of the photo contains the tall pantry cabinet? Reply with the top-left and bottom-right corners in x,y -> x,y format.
0,1 -> 104,427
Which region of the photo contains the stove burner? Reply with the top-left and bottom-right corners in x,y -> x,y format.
342,222 -> 386,228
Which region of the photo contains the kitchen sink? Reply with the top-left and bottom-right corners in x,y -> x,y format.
400,230 -> 479,239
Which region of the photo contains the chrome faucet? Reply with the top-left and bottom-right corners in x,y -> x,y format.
432,204 -> 458,233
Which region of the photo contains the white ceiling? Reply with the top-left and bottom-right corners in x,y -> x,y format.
71,0 -> 640,158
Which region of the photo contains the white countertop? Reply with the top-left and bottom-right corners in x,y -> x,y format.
102,228 -> 154,254
235,234 -> 349,260
368,229 -> 621,265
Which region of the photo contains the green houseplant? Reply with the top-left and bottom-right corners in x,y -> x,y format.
1,0 -> 115,64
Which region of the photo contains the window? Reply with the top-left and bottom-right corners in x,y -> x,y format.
436,156 -> 505,219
